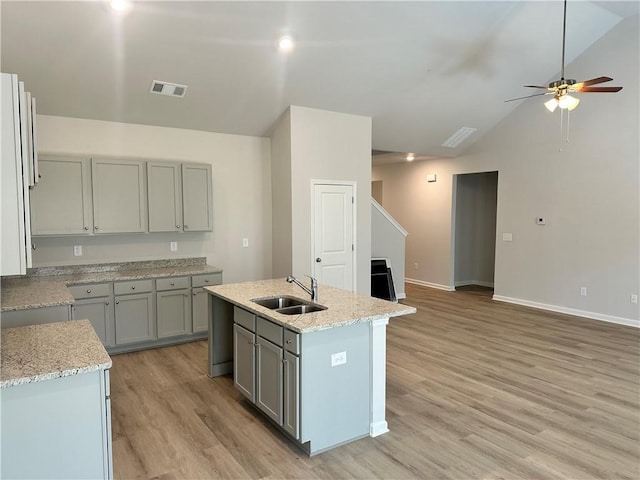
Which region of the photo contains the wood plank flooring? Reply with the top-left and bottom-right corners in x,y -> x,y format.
110,284 -> 640,479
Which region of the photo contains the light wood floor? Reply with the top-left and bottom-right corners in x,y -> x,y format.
110,284 -> 640,479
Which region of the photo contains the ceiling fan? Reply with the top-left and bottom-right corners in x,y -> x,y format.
505,0 -> 622,111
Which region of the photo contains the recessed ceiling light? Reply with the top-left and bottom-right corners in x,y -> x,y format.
110,0 -> 131,12
406,153 -> 415,162
277,35 -> 295,52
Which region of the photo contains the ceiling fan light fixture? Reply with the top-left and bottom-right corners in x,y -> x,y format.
559,94 -> 579,111
544,98 -> 559,112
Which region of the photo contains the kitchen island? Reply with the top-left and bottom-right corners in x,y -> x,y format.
1,320 -> 113,479
205,278 -> 416,455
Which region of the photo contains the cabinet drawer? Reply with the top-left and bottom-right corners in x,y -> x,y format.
284,329 -> 300,355
156,276 -> 190,291
192,273 -> 222,288
114,279 -> 153,295
234,306 -> 255,332
68,283 -> 112,299
257,317 -> 283,347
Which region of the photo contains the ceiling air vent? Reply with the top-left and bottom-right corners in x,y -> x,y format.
149,80 -> 188,98
441,127 -> 476,148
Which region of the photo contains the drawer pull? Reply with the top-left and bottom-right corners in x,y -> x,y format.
115,300 -> 120,305
87,289 -> 91,293
131,286 -> 136,290
286,339 -> 292,344
105,301 -> 110,305
170,282 -> 175,286
205,279 -> 209,283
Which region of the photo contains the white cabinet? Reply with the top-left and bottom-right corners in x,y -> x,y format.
148,161 -> 213,233
30,156 -> 93,235
1,73 -> 34,275
92,158 -> 147,234
182,163 -> 213,231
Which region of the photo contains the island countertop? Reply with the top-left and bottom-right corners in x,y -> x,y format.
205,278 -> 416,333
1,320 -> 112,388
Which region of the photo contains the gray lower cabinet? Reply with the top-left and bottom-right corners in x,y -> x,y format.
233,307 -> 300,439
191,287 -> 209,333
233,323 -> 256,401
114,291 -> 155,345
283,350 -> 300,439
0,305 -> 71,329
156,276 -> 191,338
69,283 -> 115,347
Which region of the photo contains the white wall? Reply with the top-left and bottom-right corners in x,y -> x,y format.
33,115 -> 272,284
289,106 -> 372,296
373,16 -> 639,325
371,200 -> 407,299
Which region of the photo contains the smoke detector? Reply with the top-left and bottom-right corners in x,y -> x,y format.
149,80 -> 188,98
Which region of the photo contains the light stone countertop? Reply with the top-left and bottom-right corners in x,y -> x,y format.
205,278 -> 416,333
1,320 -> 112,388
1,260 -> 223,312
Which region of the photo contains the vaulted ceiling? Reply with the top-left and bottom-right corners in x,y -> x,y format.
1,1 -> 637,161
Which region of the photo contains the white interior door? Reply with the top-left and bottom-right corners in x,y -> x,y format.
312,183 -> 355,291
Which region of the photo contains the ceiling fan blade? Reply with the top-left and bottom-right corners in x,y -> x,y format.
523,85 -> 549,89
577,86 -> 623,93
504,92 -> 552,103
573,76 -> 613,89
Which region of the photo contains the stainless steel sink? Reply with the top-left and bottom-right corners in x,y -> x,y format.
251,295 -> 327,315
251,295 -> 307,309
276,304 -> 327,315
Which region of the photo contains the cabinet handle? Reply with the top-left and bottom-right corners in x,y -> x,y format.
170,282 -> 175,286
84,226 -> 89,231
205,279 -> 209,283
87,289 -> 92,293
286,339 -> 292,344
105,301 -> 110,305
282,359 -> 288,364
176,225 -> 181,229
115,300 -> 120,305
184,225 -> 189,229
131,286 -> 136,290
184,294 -> 188,297
193,292 -> 197,296
94,226 -> 99,230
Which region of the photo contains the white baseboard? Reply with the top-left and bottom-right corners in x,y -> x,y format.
405,278 -> 454,291
370,420 -> 389,437
454,280 -> 495,288
493,295 -> 639,328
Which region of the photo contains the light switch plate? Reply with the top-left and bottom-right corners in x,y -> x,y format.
502,233 -> 513,242
242,238 -> 249,248
170,241 -> 178,252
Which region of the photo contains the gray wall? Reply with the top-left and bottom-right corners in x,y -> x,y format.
454,172 -> 498,288
271,106 -> 372,295
371,200 -> 407,299
32,115 -> 273,284
372,16 -> 639,324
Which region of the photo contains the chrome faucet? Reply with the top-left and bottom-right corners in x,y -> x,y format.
286,275 -> 318,302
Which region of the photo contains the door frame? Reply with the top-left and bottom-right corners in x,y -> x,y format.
310,180 -> 357,292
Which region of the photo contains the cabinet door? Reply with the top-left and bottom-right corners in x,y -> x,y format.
157,289 -> 191,338
114,292 -> 154,345
30,157 -> 92,235
192,287 -> 209,333
256,336 -> 284,425
233,324 -> 255,402
283,351 -> 300,439
72,297 -> 115,347
147,161 -> 182,233
92,158 -> 147,234
182,163 -> 213,232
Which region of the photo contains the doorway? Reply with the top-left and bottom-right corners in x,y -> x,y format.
311,182 -> 355,292
452,171 -> 498,289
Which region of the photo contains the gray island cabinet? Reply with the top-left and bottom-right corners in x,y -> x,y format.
205,279 -> 416,455
1,320 -> 113,479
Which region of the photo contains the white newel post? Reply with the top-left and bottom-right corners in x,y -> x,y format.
370,317 -> 390,437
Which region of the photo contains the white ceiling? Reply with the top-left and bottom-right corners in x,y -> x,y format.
1,1 -> 636,163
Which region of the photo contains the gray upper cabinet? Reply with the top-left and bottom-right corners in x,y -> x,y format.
92,158 -> 147,234
182,163 -> 213,232
147,161 -> 182,233
30,156 -> 93,235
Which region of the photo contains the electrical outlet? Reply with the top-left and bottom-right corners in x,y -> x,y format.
170,241 -> 178,252
580,287 -> 587,297
73,245 -> 82,256
414,262 -> 419,270
631,294 -> 638,304
331,351 -> 347,367
242,238 -> 249,248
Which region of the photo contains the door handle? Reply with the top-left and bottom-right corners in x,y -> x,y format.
315,257 -> 322,263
